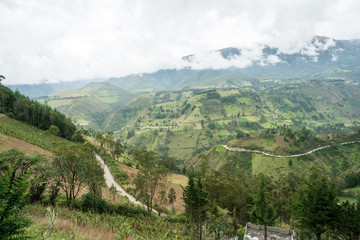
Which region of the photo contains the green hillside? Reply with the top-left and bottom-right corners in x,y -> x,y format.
107,69 -> 195,93
177,70 -> 259,90
0,114 -> 74,152
185,142 -> 360,180
43,82 -> 135,130
107,81 -> 360,161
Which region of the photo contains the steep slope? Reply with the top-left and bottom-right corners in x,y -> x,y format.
44,82 -> 135,130
185,142 -> 360,180
107,68 -> 195,93
183,36 -> 360,82
0,131 -> 52,157
109,81 -> 360,161
176,69 -> 259,90
8,36 -> 360,98
102,90 -> 189,131
7,78 -> 106,99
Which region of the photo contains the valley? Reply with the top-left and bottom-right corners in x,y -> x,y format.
2,35 -> 360,239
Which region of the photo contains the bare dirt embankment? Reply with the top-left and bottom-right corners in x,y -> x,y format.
0,132 -> 53,158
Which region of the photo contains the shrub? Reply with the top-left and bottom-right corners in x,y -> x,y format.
81,193 -> 107,214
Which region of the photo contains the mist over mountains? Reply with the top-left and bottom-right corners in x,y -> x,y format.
8,36 -> 360,98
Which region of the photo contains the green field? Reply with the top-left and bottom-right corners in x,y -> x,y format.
0,114 -> 74,151
41,82 -> 135,131
104,81 -> 360,161
186,142 -> 360,180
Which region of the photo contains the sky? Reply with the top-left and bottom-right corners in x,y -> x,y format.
1,0 -> 360,85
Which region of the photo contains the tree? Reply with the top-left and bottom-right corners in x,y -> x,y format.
204,169 -> 251,228
52,144 -> 103,206
272,172 -> 301,224
70,130 -> 85,143
0,149 -> 41,239
168,187 -> 177,214
154,190 -> 168,216
291,169 -> 339,240
46,125 -> 60,136
95,132 -> 105,150
110,184 -> 117,203
198,153 -> 209,179
336,198 -> 360,239
0,75 -> 5,84
183,176 -> 208,240
251,174 -> 277,240
0,167 -> 31,239
134,150 -> 169,212
205,202 -> 232,240
112,142 -> 124,159
0,148 -> 46,183
158,155 -> 177,172
168,187 -> 177,205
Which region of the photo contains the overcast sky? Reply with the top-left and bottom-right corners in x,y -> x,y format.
1,0 -> 360,85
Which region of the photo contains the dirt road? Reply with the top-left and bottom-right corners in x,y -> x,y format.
95,154 -> 158,214
224,141 -> 360,158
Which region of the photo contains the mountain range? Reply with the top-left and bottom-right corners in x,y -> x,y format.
8,36 -> 360,98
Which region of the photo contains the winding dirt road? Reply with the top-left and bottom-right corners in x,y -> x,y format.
224,141 -> 360,158
95,154 -> 158,214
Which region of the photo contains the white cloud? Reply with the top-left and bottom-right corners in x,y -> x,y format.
0,0 -> 360,84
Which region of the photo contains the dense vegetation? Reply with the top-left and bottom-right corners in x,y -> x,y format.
180,166 -> 360,240
105,81 -> 360,161
2,73 -> 360,239
0,84 -> 76,139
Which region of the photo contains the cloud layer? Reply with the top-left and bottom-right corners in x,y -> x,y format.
1,0 -> 360,84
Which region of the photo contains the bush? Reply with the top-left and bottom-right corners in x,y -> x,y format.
81,193 -> 107,214
114,203 -> 152,217
0,167 -> 32,239
46,125 -> 60,136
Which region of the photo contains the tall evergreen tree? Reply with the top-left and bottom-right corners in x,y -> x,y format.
251,174 -> 277,240
337,198 -> 360,239
183,176 -> 208,240
291,169 -> 339,240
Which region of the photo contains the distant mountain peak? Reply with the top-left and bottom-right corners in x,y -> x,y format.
180,36 -> 354,70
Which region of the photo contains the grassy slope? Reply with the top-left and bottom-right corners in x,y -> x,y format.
227,134 -> 328,155
55,98 -> 113,130
0,131 -> 53,158
108,81 -> 360,161
0,114 -> 73,151
185,143 -> 360,180
0,114 -> 189,238
0,114 -> 187,212
44,82 -> 135,130
177,70 -> 256,89
24,204 -> 188,240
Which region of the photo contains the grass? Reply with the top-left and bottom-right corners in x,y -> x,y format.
107,82 -> 360,161
0,131 -> 53,158
24,204 -> 189,240
0,114 -> 74,152
339,196 -> 358,204
186,141 -> 360,180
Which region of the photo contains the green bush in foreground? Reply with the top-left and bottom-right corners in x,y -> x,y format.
0,167 -> 32,239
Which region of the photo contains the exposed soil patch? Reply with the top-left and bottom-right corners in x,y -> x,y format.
0,132 -> 53,158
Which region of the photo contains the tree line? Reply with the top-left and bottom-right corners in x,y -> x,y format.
182,156 -> 360,240
0,84 -> 76,139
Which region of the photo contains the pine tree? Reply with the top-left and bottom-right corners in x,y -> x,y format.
182,176 -> 208,240
251,174 -> 276,240
291,169 -> 339,240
